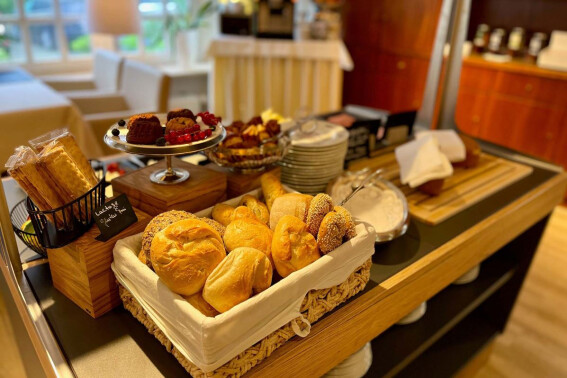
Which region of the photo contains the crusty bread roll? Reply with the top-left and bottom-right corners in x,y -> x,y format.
418,178 -> 444,196
138,249 -> 147,265
261,172 -> 287,211
223,219 -> 273,263
269,193 -> 314,230
150,219 -> 226,296
454,134 -> 481,169
212,203 -> 235,226
203,247 -> 272,313
306,193 -> 334,236
142,210 -> 197,269
271,215 -> 320,278
334,206 -> 356,240
184,291 -> 220,317
239,195 -> 269,224
231,206 -> 260,223
200,217 -> 226,237
317,211 -> 347,254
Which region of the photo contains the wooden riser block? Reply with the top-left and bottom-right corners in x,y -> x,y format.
206,165 -> 280,199
47,207 -> 151,318
111,158 -> 227,216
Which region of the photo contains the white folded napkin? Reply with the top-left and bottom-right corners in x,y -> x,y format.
415,129 -> 466,162
395,135 -> 453,188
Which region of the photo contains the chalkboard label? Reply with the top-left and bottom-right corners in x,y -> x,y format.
93,194 -> 138,241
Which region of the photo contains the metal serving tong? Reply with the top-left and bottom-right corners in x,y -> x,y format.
258,117 -> 318,146
339,168 -> 383,206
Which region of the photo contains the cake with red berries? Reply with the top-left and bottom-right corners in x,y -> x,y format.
166,117 -> 195,134
126,114 -> 163,145
163,112 -> 218,145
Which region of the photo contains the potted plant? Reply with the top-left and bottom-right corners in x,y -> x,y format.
166,0 -> 215,67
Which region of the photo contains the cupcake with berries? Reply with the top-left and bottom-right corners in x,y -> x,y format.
163,111 -> 220,146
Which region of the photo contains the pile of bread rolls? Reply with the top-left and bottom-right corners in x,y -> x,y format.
138,172 -> 357,316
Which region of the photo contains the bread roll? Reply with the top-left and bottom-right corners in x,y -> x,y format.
203,247 -> 272,313
269,193 -> 313,230
317,211 -> 347,254
138,249 -> 147,265
150,219 -> 226,296
261,172 -> 286,211
212,203 -> 235,226
200,217 -> 226,237
239,195 -> 269,224
454,134 -> 481,169
223,219 -> 273,262
334,206 -> 356,240
142,210 -> 197,269
271,215 -> 320,278
184,291 -> 219,317
418,178 -> 444,196
231,206 -> 260,223
306,193 -> 334,236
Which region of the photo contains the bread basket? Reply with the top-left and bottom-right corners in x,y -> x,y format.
205,137 -> 290,174
112,188 -> 376,377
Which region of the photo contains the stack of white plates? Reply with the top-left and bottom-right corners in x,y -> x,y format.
280,120 -> 349,194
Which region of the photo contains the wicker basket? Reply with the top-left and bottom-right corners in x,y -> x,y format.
119,258 -> 372,377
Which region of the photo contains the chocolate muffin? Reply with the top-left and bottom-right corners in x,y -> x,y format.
126,114 -> 163,145
167,108 -> 195,121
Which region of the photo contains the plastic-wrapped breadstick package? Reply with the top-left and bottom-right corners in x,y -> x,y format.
5,146 -> 68,223
29,128 -> 98,187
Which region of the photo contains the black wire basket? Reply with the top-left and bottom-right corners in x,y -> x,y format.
10,199 -> 47,257
25,162 -> 106,249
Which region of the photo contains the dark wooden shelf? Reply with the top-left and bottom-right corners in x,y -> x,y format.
365,252 -> 516,377
397,311 -> 499,377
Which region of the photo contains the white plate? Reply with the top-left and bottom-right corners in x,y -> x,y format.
290,120 -> 349,148
281,167 -> 343,177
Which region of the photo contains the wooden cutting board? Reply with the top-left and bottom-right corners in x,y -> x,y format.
348,152 -> 533,225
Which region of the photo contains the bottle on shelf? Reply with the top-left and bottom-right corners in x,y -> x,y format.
488,28 -> 507,54
507,27 -> 525,58
472,24 -> 490,54
527,32 -> 548,62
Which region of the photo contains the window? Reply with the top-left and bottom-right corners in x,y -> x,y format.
0,0 -> 170,64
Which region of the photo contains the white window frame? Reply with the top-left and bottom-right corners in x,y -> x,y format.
0,0 -> 172,66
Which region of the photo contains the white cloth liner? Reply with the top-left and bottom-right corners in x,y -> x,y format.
395,135 -> 453,188
112,189 -> 376,373
415,129 -> 466,163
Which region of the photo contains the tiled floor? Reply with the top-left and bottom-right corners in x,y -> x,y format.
1,207 -> 566,377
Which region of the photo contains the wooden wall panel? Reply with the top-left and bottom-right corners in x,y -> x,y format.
342,0 -> 442,112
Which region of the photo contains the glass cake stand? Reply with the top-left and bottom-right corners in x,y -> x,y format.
103,114 -> 226,185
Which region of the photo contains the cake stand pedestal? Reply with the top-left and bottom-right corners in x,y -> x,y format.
149,155 -> 190,184
111,158 -> 227,216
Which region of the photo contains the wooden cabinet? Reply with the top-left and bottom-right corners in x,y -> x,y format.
343,52 -> 430,113
342,0 -> 441,112
456,56 -> 567,168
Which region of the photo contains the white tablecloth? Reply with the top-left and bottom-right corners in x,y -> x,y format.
0,78 -> 102,167
208,36 -> 353,121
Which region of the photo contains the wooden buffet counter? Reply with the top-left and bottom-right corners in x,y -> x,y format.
3,141 -> 567,377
